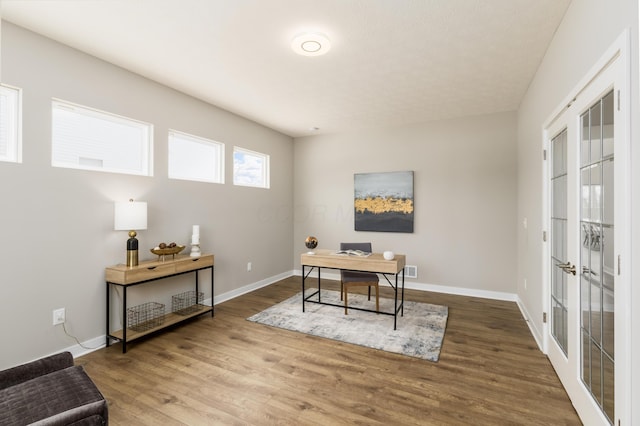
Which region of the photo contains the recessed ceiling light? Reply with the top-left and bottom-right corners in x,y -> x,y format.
292,33 -> 331,57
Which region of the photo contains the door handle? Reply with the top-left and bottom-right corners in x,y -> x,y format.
557,262 -> 576,276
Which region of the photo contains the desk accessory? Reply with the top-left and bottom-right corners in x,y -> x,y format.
305,236 -> 318,254
190,224 -> 201,257
150,243 -> 185,261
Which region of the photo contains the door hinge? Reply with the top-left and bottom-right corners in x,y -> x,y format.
618,255 -> 621,275
617,90 -> 621,111
543,149 -> 547,161
543,312 -> 547,323
542,231 -> 547,242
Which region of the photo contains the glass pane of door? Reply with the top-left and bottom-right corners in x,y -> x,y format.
550,128 -> 568,354
580,90 -> 614,423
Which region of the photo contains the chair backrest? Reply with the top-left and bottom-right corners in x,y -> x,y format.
339,242 -> 378,282
340,242 -> 372,253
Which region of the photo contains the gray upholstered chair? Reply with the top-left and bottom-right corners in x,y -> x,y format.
0,351 -> 108,425
340,242 -> 379,314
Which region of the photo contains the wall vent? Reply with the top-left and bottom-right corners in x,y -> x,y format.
404,265 -> 417,279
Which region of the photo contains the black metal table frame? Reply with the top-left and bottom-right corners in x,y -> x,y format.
301,264 -> 405,329
106,265 -> 214,353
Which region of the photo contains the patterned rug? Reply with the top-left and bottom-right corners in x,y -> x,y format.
247,289 -> 448,362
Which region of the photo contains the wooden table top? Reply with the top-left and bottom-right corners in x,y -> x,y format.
301,249 -> 405,274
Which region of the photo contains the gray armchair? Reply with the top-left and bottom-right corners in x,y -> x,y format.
0,351 -> 108,425
340,242 -> 379,314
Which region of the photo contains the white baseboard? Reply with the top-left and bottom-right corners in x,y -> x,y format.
210,270 -> 294,305
294,269 -> 547,350
73,270 -> 529,359
516,297 -> 545,351
55,334 -> 106,360
71,270 -> 293,359
293,269 -> 517,302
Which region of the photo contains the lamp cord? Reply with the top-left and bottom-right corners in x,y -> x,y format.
61,287 -> 123,350
62,322 -> 103,350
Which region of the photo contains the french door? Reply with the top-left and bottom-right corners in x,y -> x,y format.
544,34 -> 630,425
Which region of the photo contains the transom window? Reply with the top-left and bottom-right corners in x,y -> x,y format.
0,84 -> 22,163
168,130 -> 224,184
233,146 -> 270,188
51,99 -> 153,176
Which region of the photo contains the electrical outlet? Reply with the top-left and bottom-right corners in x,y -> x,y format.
247,262 -> 252,272
53,308 -> 65,325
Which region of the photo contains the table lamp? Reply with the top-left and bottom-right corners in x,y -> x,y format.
114,199 -> 147,267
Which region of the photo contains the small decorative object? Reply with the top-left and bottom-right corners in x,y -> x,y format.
305,236 -> 318,254
150,242 -> 185,261
114,199 -> 148,267
190,225 -> 201,257
383,251 -> 395,260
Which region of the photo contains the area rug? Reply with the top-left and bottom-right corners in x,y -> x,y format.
247,290 -> 448,362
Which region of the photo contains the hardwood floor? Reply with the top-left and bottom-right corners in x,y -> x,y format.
78,276 -> 581,425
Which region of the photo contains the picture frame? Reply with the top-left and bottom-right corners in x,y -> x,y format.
354,171 -> 414,233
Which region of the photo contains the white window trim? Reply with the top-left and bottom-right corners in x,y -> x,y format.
51,99 -> 154,176
233,146 -> 270,189
168,129 -> 225,184
0,84 -> 22,163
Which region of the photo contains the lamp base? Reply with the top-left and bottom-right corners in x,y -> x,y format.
126,249 -> 139,267
125,234 -> 139,267
190,243 -> 201,257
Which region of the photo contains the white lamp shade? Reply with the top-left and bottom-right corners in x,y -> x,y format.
114,201 -> 147,231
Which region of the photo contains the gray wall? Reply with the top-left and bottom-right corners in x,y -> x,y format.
293,111 -> 518,296
0,22 -> 294,369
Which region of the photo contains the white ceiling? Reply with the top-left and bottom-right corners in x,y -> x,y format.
1,0 -> 571,138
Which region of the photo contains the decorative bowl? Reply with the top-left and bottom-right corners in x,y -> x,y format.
383,251 -> 395,260
150,245 -> 186,257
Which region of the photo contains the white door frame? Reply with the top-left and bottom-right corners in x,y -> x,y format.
541,29 -> 631,425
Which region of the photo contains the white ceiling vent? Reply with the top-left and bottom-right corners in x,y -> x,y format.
404,265 -> 417,279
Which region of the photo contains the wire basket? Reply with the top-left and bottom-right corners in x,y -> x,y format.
172,290 -> 204,315
127,302 -> 165,332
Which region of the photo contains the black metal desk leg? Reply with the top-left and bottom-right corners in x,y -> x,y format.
317,267 -> 321,302
106,283 -> 110,347
122,286 -> 127,353
301,265 -> 306,312
393,273 -> 398,330
401,269 -> 405,316
195,270 -> 199,300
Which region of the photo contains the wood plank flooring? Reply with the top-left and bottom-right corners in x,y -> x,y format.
78,276 -> 581,425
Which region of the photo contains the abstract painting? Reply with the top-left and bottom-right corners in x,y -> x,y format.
354,171 -> 414,233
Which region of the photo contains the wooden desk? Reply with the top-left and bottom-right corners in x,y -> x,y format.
300,249 -> 406,329
105,254 -> 214,353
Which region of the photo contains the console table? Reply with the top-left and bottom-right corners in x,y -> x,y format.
105,254 -> 214,353
301,249 -> 406,329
